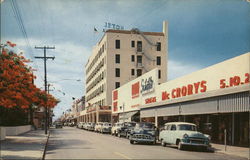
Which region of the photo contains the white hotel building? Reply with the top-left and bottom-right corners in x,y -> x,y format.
82,22 -> 168,123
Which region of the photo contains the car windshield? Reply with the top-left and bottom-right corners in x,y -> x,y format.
127,123 -> 136,127
138,123 -> 154,129
178,124 -> 197,131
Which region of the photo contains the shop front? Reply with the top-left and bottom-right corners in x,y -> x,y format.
112,52 -> 249,147
140,91 -> 249,146
80,105 -> 112,123
119,110 -> 140,123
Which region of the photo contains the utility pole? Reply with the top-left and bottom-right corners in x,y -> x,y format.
47,84 -> 54,129
35,46 -> 55,135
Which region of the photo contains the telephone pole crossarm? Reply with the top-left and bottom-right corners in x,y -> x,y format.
34,56 -> 55,60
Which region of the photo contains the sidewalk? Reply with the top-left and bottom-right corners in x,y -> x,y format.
0,129 -> 49,160
211,143 -> 250,159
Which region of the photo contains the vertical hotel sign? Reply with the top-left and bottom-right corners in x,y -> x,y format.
113,90 -> 118,112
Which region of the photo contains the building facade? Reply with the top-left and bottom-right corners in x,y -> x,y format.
112,52 -> 250,147
84,21 -> 168,123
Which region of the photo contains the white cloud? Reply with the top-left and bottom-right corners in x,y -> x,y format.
168,60 -> 202,80
3,38 -> 87,120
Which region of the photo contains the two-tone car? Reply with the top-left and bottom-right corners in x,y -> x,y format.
100,122 -> 112,133
95,122 -> 104,132
117,122 -> 136,138
87,122 -> 95,131
129,122 -> 156,144
159,122 -> 211,150
111,122 -> 124,136
77,122 -> 85,129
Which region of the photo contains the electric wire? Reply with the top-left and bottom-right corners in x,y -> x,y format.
10,0 -> 44,81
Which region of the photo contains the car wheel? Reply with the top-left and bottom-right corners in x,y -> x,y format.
126,134 -> 130,139
130,140 -> 134,144
161,139 -> 166,147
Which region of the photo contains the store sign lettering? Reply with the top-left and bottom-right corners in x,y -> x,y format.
113,102 -> 118,112
113,90 -> 118,100
162,80 -> 207,101
145,97 -> 156,104
104,22 -> 124,30
220,73 -> 249,89
141,76 -> 154,95
132,82 -> 140,99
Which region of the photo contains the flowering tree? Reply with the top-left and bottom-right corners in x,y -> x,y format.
0,41 -> 59,126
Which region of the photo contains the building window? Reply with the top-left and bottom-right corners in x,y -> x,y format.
137,55 -> 142,63
158,70 -> 161,79
115,68 -> 120,77
137,69 -> 142,77
157,56 -> 161,65
115,54 -> 120,63
157,42 -> 161,51
131,55 -> 135,62
115,82 -> 120,89
137,41 -> 142,52
131,41 -> 135,48
115,40 -> 120,49
131,69 -> 135,76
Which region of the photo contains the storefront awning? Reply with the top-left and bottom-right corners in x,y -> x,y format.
119,111 -> 138,122
140,109 -> 155,118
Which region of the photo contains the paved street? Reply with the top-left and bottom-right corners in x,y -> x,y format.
45,127 -> 246,159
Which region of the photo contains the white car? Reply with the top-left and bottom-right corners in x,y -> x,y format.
111,122 -> 123,136
159,122 -> 210,150
83,123 -> 88,130
77,122 -> 84,129
95,122 -> 103,132
100,122 -> 112,133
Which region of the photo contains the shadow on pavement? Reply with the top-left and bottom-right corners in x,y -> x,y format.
46,129 -> 94,155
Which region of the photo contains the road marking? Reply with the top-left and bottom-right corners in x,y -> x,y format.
113,152 -> 132,159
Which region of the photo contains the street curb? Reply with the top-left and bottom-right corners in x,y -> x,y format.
214,150 -> 249,159
42,131 -> 50,160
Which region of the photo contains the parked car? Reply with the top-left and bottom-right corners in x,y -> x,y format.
111,122 -> 124,136
55,121 -> 63,128
69,122 -> 75,127
129,122 -> 156,144
83,123 -> 89,130
77,122 -> 85,129
117,122 -> 136,138
95,122 -> 104,132
159,122 -> 211,150
87,123 -> 95,131
100,122 -> 112,133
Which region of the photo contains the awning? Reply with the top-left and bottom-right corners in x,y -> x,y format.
140,109 -> 155,118
119,111 -> 138,122
140,103 -> 180,118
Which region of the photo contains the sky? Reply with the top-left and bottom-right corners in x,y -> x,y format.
1,0 -> 250,120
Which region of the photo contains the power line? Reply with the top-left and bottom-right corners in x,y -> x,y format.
10,0 -> 43,80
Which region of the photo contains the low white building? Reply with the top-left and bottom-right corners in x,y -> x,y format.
112,52 -> 250,147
